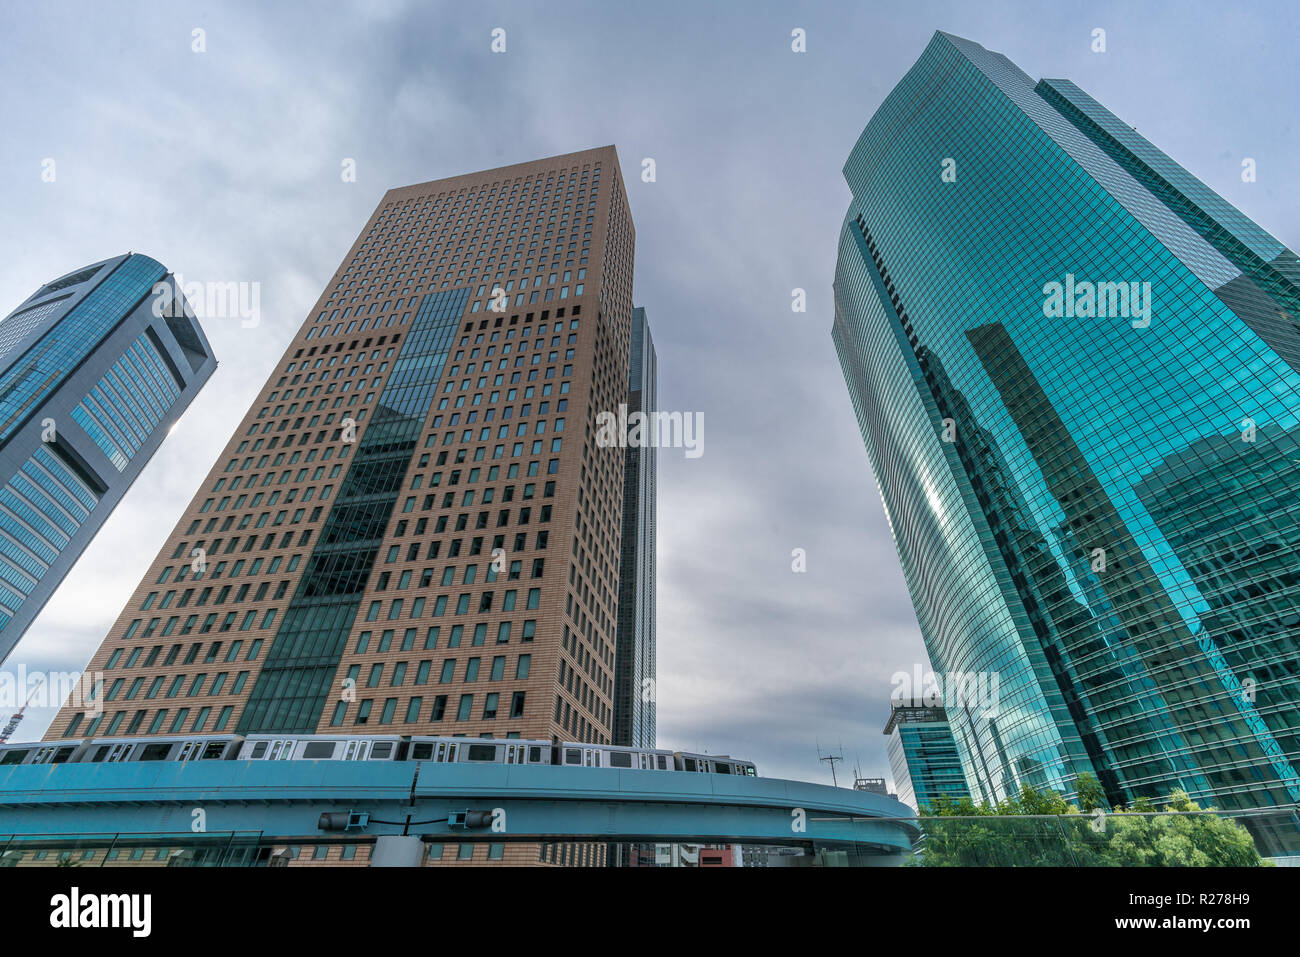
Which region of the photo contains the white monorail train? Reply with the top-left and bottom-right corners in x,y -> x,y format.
0,734 -> 758,776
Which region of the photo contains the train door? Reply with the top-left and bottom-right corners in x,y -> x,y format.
177,740 -> 202,762
102,742 -> 137,763
29,746 -> 64,764
342,740 -> 369,760
266,739 -> 296,760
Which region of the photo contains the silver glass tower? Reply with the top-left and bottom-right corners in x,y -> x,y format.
0,254 -> 216,663
614,306 -> 656,747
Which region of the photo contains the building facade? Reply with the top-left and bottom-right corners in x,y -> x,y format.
613,306 -> 656,747
47,148 -> 640,788
884,701 -> 971,812
0,255 -> 216,664
833,32 -> 1300,854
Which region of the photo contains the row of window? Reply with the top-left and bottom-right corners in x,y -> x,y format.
121,606 -> 278,641
100,668 -> 250,703
65,703 -> 234,738
346,652 -> 531,689
105,637 -> 262,670
330,689 -> 526,726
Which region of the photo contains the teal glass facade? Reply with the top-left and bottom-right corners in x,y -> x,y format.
0,446 -> 100,615
0,255 -> 166,444
834,32 -> 1300,855
72,332 -> 182,472
884,703 -> 971,812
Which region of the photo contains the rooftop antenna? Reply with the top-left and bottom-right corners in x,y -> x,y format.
817,741 -> 845,788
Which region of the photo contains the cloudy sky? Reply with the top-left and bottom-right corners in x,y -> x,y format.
1,0 -> 1296,787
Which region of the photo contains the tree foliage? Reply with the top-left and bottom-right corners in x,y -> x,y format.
913,774 -> 1267,866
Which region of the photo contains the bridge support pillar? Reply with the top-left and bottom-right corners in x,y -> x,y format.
370,836 -> 425,867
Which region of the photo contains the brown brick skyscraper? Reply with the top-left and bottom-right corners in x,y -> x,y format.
48,147 -> 639,749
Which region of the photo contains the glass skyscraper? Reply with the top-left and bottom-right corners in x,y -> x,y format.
614,306 -> 656,747
885,701 -> 971,812
0,254 -> 216,663
834,31 -> 1300,854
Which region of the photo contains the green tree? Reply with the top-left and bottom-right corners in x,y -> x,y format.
1103,790 -> 1265,867
1075,772 -> 1106,813
914,781 -> 1266,866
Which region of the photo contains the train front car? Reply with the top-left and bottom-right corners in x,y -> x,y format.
0,740 -> 89,765
672,751 -> 759,775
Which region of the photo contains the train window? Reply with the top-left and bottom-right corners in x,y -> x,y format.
565,748 -> 581,765
202,742 -> 227,760
303,742 -> 335,759
250,742 -> 269,759
140,744 -> 173,761
371,742 -> 393,759
466,744 -> 497,762
608,751 -> 632,768
1,750 -> 28,764
683,758 -> 696,772
90,746 -> 110,763
657,756 -> 667,770
717,763 -> 732,774
411,743 -> 433,760
53,747 -> 74,762
528,746 -> 541,763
